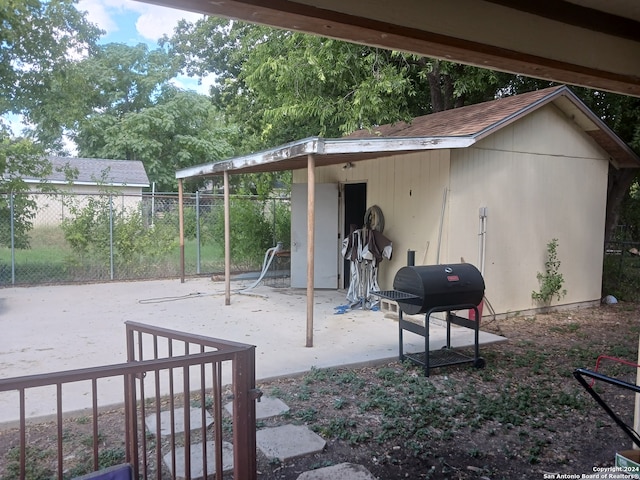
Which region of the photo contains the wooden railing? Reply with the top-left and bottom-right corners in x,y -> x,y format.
0,321 -> 258,480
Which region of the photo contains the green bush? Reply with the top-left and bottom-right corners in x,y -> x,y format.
212,198 -> 274,268
272,199 -> 291,249
61,195 -> 177,275
532,239 -> 566,305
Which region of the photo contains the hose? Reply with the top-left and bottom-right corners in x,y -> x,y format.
241,242 -> 284,291
364,205 -> 385,232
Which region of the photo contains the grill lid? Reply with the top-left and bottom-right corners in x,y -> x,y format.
391,263 -> 485,315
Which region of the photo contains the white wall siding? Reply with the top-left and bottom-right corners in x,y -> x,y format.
29,185 -> 145,227
293,150 -> 451,288
448,105 -> 609,314
292,104 -> 611,315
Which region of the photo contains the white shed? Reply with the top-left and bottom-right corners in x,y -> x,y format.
176,86 -> 640,319
24,157 -> 150,226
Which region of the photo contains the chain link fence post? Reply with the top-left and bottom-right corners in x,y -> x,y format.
109,194 -> 114,281
196,191 -> 201,275
10,192 -> 16,285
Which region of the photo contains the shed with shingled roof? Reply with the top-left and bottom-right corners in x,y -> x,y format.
176,86 -> 640,318
25,157 -> 149,226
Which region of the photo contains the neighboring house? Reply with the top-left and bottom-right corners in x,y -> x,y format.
24,157 -> 150,226
176,86 -> 640,317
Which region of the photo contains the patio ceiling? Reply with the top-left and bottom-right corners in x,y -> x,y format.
138,0 -> 640,97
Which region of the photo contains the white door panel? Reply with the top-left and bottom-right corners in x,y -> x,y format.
291,183 -> 339,288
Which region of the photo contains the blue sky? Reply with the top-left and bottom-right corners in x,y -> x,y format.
77,0 -> 214,93
3,0 -> 214,141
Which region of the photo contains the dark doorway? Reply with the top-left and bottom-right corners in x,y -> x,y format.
343,183 -> 367,289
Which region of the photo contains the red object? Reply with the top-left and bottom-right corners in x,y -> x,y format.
469,299 -> 484,321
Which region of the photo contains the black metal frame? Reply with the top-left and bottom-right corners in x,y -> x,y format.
574,368 -> 640,448
399,303 -> 484,376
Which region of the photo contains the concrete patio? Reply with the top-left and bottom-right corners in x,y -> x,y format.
0,277 -> 505,425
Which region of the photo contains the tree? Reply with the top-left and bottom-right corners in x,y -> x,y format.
0,0 -> 101,119
0,122 -> 51,249
77,88 -> 237,192
166,19 -> 505,146
165,19 -> 504,197
28,42 -> 180,151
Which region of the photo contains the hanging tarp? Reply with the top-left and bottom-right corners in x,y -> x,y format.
342,226 -> 392,309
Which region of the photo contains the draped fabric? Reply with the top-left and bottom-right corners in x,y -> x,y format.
342,227 -> 392,309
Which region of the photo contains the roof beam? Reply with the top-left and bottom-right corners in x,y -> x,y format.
139,0 -> 640,97
484,0 -> 640,42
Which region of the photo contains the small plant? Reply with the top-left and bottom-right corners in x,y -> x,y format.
532,238 -> 567,305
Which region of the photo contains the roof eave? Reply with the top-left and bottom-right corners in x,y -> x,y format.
23,179 -> 150,188
175,136 -> 476,179
472,86 -> 640,168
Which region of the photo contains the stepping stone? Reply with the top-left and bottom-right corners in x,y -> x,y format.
297,463 -> 377,480
162,440 -> 234,480
256,424 -> 326,461
145,407 -> 213,436
225,395 -> 290,420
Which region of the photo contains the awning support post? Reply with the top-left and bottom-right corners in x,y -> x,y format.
224,170 -> 231,305
306,154 -> 315,347
178,179 -> 185,283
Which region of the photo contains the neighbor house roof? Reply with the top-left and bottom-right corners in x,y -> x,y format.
23,157 -> 150,188
176,85 -> 640,180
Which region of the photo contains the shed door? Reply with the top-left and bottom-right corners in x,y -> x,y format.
291,183 -> 339,288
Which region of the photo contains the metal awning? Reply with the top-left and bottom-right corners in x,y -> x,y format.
176,136 -> 475,178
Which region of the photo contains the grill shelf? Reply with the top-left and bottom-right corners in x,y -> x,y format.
371,290 -> 420,301
398,305 -> 484,376
372,291 -> 485,376
405,349 -> 483,369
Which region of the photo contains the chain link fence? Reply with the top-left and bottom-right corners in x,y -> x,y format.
1,191 -> 290,286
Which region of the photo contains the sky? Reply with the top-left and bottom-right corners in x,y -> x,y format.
77,0 -> 215,93
3,0 -> 214,139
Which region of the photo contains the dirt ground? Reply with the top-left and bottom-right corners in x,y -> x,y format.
2,302 -> 640,479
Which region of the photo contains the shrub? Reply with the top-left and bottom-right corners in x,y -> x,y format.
212,198 -> 273,268
61,195 -> 177,275
531,238 -> 567,305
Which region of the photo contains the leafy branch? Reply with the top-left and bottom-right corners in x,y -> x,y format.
532,238 -> 567,305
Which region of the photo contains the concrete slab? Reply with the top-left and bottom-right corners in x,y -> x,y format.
256,424 -> 326,461
145,407 -> 213,436
0,278 -> 506,424
163,440 -> 233,480
225,395 -> 290,420
297,463 -> 377,480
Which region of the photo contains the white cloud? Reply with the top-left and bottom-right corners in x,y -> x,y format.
171,73 -> 217,95
76,0 -> 122,35
77,0 -> 203,43
135,6 -> 202,41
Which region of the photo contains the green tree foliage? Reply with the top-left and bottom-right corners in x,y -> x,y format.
212,198 -> 274,267
166,19 -> 505,147
31,42 -> 180,151
0,0 -> 101,119
0,123 -> 51,248
77,88 -> 236,191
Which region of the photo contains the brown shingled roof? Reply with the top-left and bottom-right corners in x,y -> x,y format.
176,85 -> 640,179
347,86 -> 564,139
345,85 -> 639,168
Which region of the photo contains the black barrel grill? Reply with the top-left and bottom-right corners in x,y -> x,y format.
374,263 -> 486,376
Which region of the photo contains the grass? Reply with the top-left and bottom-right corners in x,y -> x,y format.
3,309 -> 637,479
0,226 -> 234,285
273,336 -> 601,464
